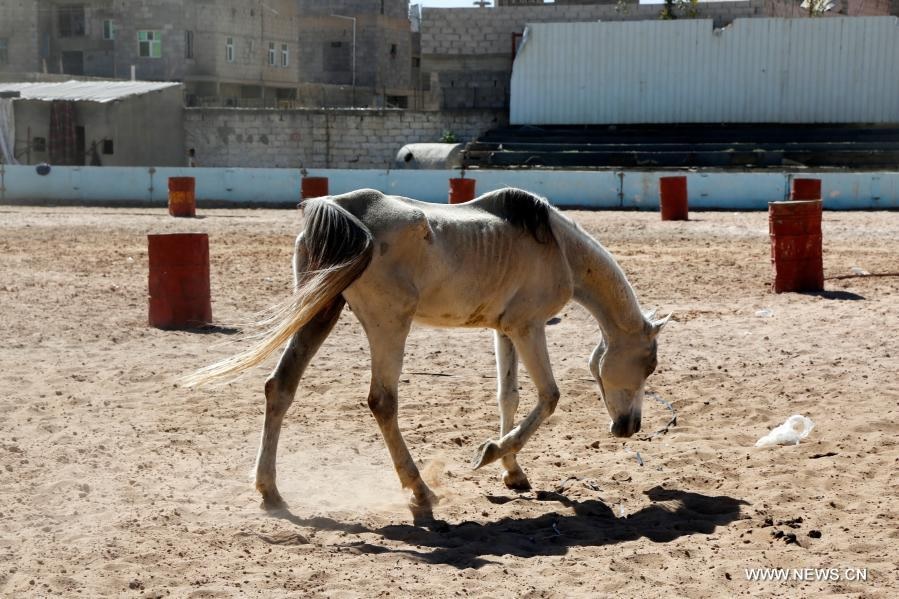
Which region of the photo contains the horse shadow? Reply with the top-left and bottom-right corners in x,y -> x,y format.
268,486 -> 748,569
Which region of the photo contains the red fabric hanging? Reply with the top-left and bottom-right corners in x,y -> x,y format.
49,100 -> 77,165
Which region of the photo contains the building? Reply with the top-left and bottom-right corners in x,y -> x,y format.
20,0 -> 300,107
0,1 -> 41,74
0,0 -> 418,109
295,0 -> 415,108
0,80 -> 184,166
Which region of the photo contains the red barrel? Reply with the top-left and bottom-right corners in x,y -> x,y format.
449,178 -> 476,204
301,177 -> 329,200
168,177 -> 196,218
148,233 -> 212,329
769,200 -> 824,293
791,178 -> 822,201
659,176 -> 688,221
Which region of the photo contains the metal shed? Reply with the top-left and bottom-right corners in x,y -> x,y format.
510,17 -> 899,125
0,80 -> 184,166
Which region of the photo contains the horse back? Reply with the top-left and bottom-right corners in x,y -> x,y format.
327,188 -> 572,330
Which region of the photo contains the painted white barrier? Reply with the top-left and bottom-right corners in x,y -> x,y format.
1,164 -> 897,210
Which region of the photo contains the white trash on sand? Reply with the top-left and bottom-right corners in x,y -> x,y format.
755,414 -> 815,447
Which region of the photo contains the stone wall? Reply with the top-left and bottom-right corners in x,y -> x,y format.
184,107 -> 505,169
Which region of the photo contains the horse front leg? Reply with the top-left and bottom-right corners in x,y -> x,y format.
365,318 -> 438,522
255,297 -> 345,510
494,331 -> 531,491
474,324 -> 560,471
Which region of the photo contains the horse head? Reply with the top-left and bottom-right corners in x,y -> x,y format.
589,312 -> 669,438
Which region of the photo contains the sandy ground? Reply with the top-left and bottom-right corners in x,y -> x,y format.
0,204 -> 897,598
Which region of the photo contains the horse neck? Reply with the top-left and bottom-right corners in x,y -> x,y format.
554,216 -> 645,339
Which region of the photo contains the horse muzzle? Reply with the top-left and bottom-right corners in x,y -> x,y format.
610,414 -> 641,438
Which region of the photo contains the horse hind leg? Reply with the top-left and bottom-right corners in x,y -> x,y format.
494,331 -> 531,491
255,297 -> 345,510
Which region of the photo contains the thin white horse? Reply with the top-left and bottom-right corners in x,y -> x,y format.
189,188 -> 668,521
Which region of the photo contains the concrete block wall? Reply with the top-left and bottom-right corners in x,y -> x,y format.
184,108 -> 505,169
421,2 -> 768,57
432,70 -> 510,110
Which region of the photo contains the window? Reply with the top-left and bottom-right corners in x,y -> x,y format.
390,44 -> 397,59
0,39 -> 7,65
33,137 -> 47,152
103,20 -> 115,40
102,139 -> 114,155
386,95 -> 408,109
225,37 -> 234,62
268,42 -> 275,66
58,5 -> 86,38
280,43 -> 288,67
138,31 -> 162,58
185,30 -> 194,59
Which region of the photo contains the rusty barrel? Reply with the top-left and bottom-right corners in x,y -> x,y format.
449,178 -> 476,204
301,176 -> 329,200
659,176 -> 688,221
168,177 -> 196,218
791,178 -> 822,201
148,233 -> 212,329
769,200 -> 824,293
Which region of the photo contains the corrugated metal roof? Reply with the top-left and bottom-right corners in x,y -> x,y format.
510,17 -> 899,125
0,80 -> 181,103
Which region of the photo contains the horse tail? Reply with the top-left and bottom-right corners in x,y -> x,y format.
184,198 -> 373,387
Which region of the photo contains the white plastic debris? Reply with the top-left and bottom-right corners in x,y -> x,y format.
850,266 -> 870,276
755,308 -> 774,317
755,414 -> 815,447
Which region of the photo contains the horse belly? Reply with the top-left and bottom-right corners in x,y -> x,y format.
414,281 -> 506,328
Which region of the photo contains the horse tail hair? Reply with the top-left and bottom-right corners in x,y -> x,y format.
184,199 -> 373,387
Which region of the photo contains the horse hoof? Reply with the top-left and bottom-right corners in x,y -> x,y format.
409,497 -> 438,525
411,506 -> 448,531
260,492 -> 287,512
503,470 -> 532,492
472,440 -> 502,470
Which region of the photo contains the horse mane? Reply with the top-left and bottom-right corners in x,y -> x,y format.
489,188 -> 554,244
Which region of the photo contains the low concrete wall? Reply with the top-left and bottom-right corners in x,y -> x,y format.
2,164 -> 897,210
184,108 -> 505,169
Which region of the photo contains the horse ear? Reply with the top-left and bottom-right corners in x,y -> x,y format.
644,308 -> 657,321
650,313 -> 672,337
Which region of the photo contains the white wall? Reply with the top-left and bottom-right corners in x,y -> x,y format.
2,164 -> 897,209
